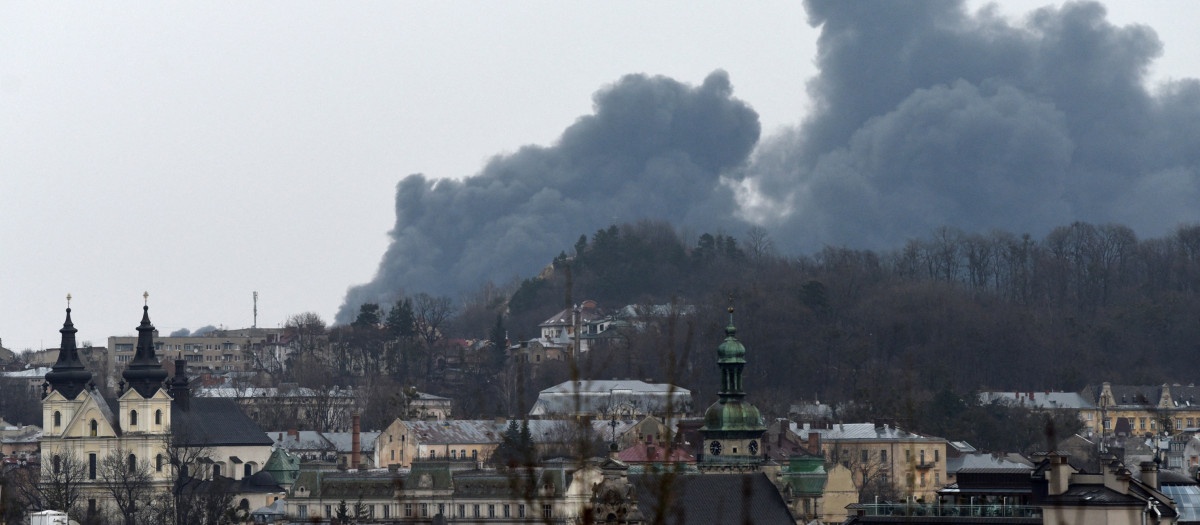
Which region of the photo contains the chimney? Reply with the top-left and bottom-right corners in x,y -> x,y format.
1047,453 -> 1071,496
288,428 -> 298,439
169,359 -> 191,411
808,432 -> 821,455
1140,461 -> 1160,490
352,413 -> 361,469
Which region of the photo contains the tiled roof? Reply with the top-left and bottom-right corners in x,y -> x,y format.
794,422 -> 945,442
631,473 -> 793,524
979,391 -> 1095,410
172,398 -> 274,446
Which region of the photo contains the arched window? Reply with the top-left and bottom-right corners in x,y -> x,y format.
156,454 -> 164,472
244,464 -> 252,477
53,411 -> 61,427
155,409 -> 162,425
128,454 -> 137,472
450,450 -> 457,459
90,419 -> 98,436
460,449 -> 466,459
213,464 -> 221,478
53,455 -> 61,475
129,410 -> 138,427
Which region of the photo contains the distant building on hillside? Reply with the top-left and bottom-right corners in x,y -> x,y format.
528,379 -> 692,420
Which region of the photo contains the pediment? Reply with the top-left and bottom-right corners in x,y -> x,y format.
63,391 -> 118,437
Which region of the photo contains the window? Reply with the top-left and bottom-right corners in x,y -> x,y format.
472,450 -> 478,460
54,411 -> 61,427
297,505 -> 307,519
1190,418 -> 1196,428
128,454 -> 137,472
504,504 -> 511,517
474,505 -> 480,517
383,505 -> 389,519
439,504 -> 445,516
519,504 -> 526,518
880,449 -> 887,463
430,450 -> 436,459
420,503 -> 428,517
543,504 -> 553,518
53,455 -> 61,475
1140,417 -> 1147,430
461,449 -> 466,458
213,464 -> 221,478
920,473 -> 926,487
450,450 -> 456,459
325,505 -> 332,518
391,450 -> 395,460
935,473 -> 940,486
89,453 -> 97,479
1104,418 -> 1112,430
404,504 -> 412,517
245,464 -> 252,477
905,449 -> 911,462
130,410 -> 138,426
861,449 -> 868,462
920,450 -> 926,464
458,505 -> 465,517
156,454 -> 163,472
934,449 -> 939,462
488,505 -> 495,518
90,419 -> 98,436
156,410 -> 162,425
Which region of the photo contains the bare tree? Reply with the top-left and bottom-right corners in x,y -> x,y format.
284,311 -> 327,354
13,447 -> 88,520
413,293 -> 454,351
97,447 -> 156,525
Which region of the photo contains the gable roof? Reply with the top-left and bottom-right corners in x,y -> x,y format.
171,398 -> 273,446
631,472 -> 793,524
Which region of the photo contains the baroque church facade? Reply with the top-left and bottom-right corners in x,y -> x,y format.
39,299 -> 275,519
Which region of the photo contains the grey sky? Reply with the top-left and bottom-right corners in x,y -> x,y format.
1,1 -> 1197,351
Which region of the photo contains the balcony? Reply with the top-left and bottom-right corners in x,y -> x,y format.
851,502 -> 1041,519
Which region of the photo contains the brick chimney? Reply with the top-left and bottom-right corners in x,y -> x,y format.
352,412 -> 361,469
808,431 -> 821,456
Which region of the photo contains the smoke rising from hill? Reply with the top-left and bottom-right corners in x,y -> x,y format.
338,0 -> 1200,321
337,71 -> 760,322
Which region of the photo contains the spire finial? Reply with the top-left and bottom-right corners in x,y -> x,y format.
143,291 -> 149,305
66,293 -> 72,308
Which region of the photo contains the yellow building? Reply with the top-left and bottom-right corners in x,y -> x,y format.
40,303 -> 275,522
1081,382 -> 1200,438
791,422 -> 948,503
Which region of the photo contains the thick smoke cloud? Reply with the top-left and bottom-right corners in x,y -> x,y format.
748,0 -> 1200,250
341,0 -> 1200,319
337,71 -> 759,322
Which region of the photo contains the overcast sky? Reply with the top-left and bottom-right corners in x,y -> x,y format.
2,1 -> 1198,352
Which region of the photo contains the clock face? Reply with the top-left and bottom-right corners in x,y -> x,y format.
748,440 -> 759,455
709,440 -> 722,456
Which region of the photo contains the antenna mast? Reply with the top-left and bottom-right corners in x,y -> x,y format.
253,291 -> 258,329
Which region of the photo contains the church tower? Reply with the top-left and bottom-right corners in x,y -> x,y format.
698,300 -> 766,472
43,298 -> 93,400
121,294 -> 169,398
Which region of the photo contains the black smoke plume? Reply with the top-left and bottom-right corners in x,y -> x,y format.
340,0 -> 1200,320
749,0 -> 1200,250
338,71 -> 760,322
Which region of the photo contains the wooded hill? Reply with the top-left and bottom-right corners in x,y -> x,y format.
502,221 -> 1200,446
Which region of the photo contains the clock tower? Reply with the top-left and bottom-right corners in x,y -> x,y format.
698,301 -> 766,472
